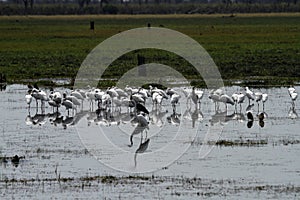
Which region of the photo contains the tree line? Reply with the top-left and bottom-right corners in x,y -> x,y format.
1,0 -> 299,15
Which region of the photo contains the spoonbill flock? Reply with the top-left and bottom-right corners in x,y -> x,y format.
25,84 -> 299,114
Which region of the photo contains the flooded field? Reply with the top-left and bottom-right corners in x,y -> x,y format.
0,84 -> 299,199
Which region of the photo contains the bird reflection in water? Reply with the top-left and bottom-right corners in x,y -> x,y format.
246,111 -> 254,128
126,112 -> 150,167
134,138 -> 150,167
246,110 -> 268,128
128,125 -> 149,148
62,116 -> 74,129
52,115 -> 63,126
210,111 -> 232,126
183,105 -> 204,128
93,108 -> 121,127
167,111 -> 181,126
288,106 -> 298,119
258,112 -> 265,128
25,112 -> 48,126
149,106 -> 167,127
25,110 -> 89,129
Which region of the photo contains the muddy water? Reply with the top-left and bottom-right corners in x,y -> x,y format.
0,85 -> 299,199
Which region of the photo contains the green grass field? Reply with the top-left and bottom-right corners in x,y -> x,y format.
0,14 -> 300,86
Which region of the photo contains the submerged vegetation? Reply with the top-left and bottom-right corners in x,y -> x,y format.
1,174 -> 299,198
0,14 -> 299,86
191,138 -> 300,146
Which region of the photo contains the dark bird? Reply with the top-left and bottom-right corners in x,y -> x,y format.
258,112 -> 264,121
246,111 -> 254,128
247,112 -> 254,121
11,155 -> 24,167
128,125 -> 148,147
136,102 -> 149,115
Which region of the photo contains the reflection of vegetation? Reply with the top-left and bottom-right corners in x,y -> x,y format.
0,14 -> 299,86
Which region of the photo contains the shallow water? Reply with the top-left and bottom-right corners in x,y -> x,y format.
0,84 -> 299,199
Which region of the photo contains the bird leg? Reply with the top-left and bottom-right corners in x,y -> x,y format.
91,100 -> 94,111
134,153 -> 138,167
35,104 -> 39,114
292,101 -> 295,109
128,135 -> 133,147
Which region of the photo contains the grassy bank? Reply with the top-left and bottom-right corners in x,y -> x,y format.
0,14 -> 299,86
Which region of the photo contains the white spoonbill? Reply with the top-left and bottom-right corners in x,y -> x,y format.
107,87 -> 119,99
152,92 -> 163,106
255,91 -> 262,103
49,89 -> 62,112
219,94 -> 235,110
63,93 -> 81,107
182,87 -> 193,104
25,90 -> 32,109
170,93 -> 181,112
30,88 -> 48,108
231,92 -> 239,104
232,92 -> 244,111
149,86 -> 168,100
288,87 -> 297,107
166,87 -> 178,97
255,91 -> 263,111
71,90 -> 85,104
209,89 -> 222,111
62,99 -> 76,115
237,93 -> 245,105
236,92 -> 245,111
114,87 -> 128,98
288,86 -> 296,96
191,87 -> 204,109
262,93 -> 268,110
291,92 -> 298,102
245,87 -> 255,104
